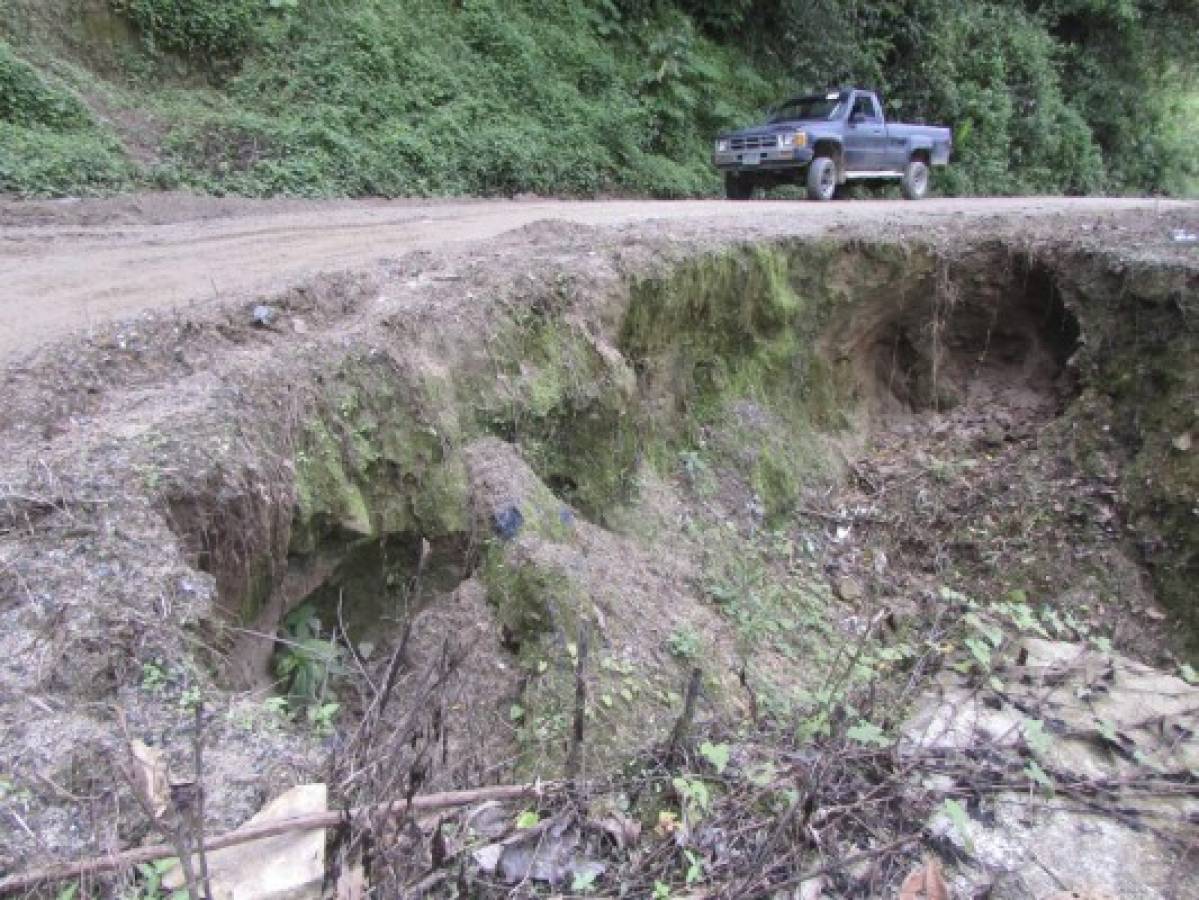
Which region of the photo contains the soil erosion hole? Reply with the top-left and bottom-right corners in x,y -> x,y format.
171,244 -> 1085,695
267,531 -> 471,699
859,263 -> 1079,418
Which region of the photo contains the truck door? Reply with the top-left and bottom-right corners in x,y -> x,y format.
844,93 -> 885,170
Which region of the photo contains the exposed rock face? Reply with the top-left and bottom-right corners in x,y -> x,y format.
904,638 -> 1198,899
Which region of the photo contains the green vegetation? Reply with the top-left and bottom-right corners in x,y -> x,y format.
0,38 -> 131,194
0,0 -> 1195,198
111,0 -> 260,59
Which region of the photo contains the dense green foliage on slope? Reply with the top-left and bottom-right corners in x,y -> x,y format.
1,0 -> 1196,197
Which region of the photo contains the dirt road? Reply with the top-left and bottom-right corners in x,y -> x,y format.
0,194 -> 1186,361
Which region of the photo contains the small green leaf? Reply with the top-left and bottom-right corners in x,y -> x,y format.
846,720 -> 891,747
1096,718 -> 1118,744
1045,608 -> 1069,636
537,660 -> 549,674
699,741 -> 730,774
509,703 -> 524,722
515,809 -> 540,829
939,586 -> 970,603
1022,717 -> 1052,756
1180,663 -> 1197,685
571,869 -> 599,892
965,613 -> 1003,647
965,636 -> 992,670
747,761 -> 777,786
672,776 -> 711,812
941,798 -> 974,851
1024,759 -> 1054,793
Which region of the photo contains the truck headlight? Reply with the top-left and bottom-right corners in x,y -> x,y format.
778,131 -> 807,148
715,138 -> 730,152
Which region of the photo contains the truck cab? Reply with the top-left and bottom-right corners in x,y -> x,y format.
713,89 -> 952,201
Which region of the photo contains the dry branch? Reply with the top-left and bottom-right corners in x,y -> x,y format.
666,667 -> 703,764
0,782 -> 549,895
564,622 -> 590,782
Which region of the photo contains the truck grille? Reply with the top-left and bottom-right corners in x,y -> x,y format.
730,135 -> 775,151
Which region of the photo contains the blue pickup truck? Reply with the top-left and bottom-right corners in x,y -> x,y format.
713,88 -> 952,200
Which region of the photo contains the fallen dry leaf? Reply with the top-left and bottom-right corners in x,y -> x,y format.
898,856 -> 950,900
129,739 -> 170,818
335,863 -> 366,900
655,810 -> 679,837
595,812 -> 641,850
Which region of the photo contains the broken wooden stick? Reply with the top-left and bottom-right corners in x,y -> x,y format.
0,782 -> 549,895
564,622 -> 590,783
666,666 -> 703,764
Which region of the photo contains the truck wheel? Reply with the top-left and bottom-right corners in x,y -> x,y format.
806,156 -> 837,201
725,173 -> 754,200
901,159 -> 930,200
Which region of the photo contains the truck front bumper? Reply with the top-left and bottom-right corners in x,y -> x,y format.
714,146 -> 814,172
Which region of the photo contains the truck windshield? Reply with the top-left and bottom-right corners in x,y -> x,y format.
769,96 -> 843,122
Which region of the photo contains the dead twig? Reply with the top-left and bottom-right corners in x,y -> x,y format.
114,708 -> 201,899
191,702 -> 214,900
564,622 -> 590,784
0,782 -> 551,894
743,833 -> 921,898
665,667 -> 703,765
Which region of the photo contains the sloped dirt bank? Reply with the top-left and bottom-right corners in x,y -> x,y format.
0,210 -> 1196,895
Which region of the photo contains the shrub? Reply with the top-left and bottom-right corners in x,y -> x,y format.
0,123 -> 132,196
2,0 -> 1195,197
0,41 -> 90,129
111,0 -> 260,59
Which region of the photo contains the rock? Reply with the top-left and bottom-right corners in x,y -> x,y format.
465,800 -> 513,840
163,783 -> 328,899
493,504 -> 524,541
1172,432 -> 1192,452
473,842 -> 504,874
292,317 -> 308,334
902,639 -> 1199,899
251,304 -> 279,327
833,575 -> 863,602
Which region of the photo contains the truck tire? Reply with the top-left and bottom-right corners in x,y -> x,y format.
725,173 -> 754,200
806,156 -> 837,202
901,159 -> 930,200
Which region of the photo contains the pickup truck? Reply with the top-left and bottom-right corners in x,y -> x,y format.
713,88 -> 951,201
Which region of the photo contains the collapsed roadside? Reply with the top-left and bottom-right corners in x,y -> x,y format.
1,209 -> 1196,897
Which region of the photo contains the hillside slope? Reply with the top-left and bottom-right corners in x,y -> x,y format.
1,0 -> 1197,198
